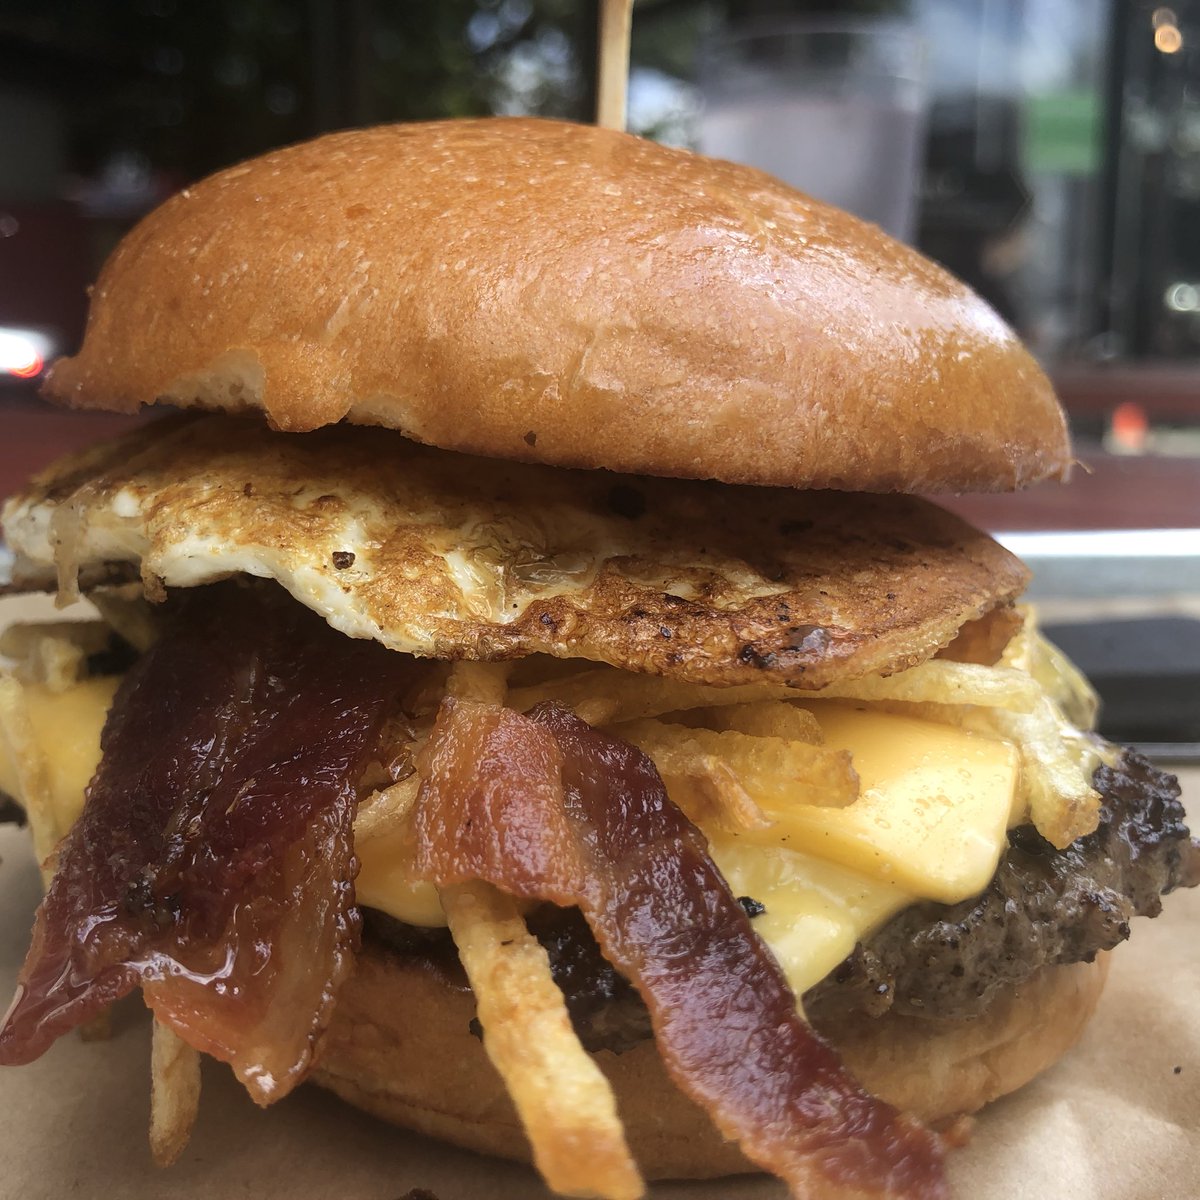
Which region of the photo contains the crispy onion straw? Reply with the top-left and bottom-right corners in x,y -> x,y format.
149,1020 -> 201,1167
433,661 -> 643,1200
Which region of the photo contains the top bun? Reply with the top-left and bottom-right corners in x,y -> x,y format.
45,118 -> 1069,494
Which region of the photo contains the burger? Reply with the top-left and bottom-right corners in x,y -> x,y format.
0,118 -> 1195,1200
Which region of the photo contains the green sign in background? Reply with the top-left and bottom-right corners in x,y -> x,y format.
1024,88 -> 1103,174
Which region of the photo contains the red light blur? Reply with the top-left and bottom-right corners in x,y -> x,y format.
1111,401 -> 1148,452
8,354 -> 44,379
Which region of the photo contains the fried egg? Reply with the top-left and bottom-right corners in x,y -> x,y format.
2,415 -> 1026,687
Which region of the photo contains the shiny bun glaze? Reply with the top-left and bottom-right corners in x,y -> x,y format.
45,118 -> 1069,494
311,944 -> 1107,1179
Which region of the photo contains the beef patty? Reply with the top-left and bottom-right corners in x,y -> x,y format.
804,751 -> 1200,1022
8,748 -> 1188,1049
365,751 -> 1199,1052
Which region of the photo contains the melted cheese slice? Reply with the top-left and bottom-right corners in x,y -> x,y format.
701,704 -> 1019,995
0,679 -> 1018,1001
711,841 -> 910,1001
0,677 -> 119,840
786,703 -> 1020,902
355,829 -> 447,926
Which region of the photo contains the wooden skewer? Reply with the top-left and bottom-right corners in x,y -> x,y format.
596,0 -> 634,131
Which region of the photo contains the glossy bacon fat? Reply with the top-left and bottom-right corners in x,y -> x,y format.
414,698 -> 948,1200
0,583 -> 410,1104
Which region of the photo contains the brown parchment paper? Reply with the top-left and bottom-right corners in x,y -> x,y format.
0,595 -> 1197,1200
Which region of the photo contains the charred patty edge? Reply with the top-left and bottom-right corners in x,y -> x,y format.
364,750 -> 1198,1050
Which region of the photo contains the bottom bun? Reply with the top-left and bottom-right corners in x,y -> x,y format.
312,942 -> 1109,1180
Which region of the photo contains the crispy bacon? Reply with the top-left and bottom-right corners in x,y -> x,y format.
0,583 -> 410,1104
414,698 -> 947,1200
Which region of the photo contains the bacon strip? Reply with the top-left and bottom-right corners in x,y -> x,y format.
414,698 -> 947,1200
0,583 -> 411,1105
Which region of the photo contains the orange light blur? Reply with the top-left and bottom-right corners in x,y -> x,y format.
8,354 -> 44,379
1111,402 -> 1149,453
1155,24 -> 1183,52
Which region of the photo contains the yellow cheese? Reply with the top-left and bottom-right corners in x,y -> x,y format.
697,703 -> 1019,996
355,829 -> 445,926
0,673 -> 1021,1001
0,677 -> 119,837
710,838 -> 911,998
779,702 -> 1021,903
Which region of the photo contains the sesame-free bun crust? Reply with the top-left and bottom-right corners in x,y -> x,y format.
46,119 -> 1069,494
311,944 -> 1108,1180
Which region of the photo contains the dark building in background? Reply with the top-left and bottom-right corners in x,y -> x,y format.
1102,0 -> 1200,359
0,0 -> 1197,393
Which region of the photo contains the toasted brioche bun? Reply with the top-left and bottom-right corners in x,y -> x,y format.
45,118 -> 1069,494
311,942 -> 1108,1180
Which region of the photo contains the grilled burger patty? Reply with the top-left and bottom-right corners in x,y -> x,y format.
805,751 -> 1200,1022
366,751 -> 1199,1052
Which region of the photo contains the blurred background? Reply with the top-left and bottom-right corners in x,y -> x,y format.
1,0 -> 1199,747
